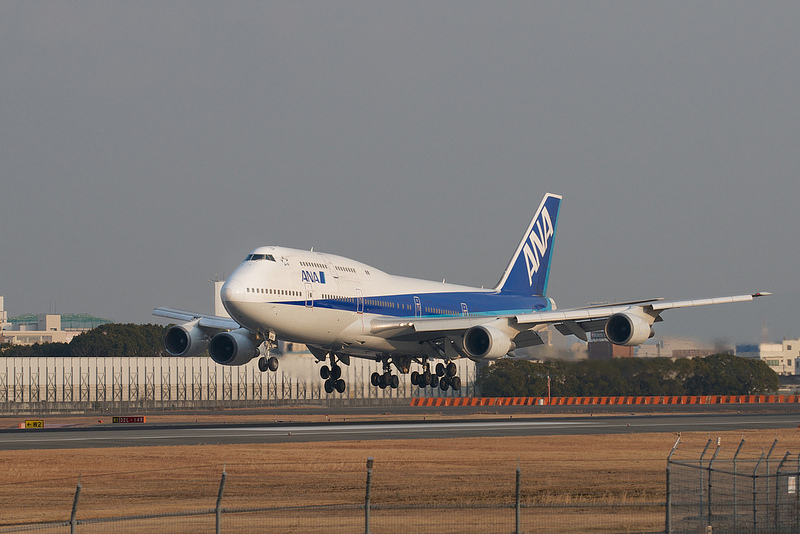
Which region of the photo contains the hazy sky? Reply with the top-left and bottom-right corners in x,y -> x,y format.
1,2 -> 797,346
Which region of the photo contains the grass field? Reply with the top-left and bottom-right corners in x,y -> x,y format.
1,412 -> 798,529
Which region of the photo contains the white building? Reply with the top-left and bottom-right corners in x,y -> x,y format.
737,339 -> 800,376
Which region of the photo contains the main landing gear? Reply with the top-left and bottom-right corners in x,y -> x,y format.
320,354 -> 347,394
370,363 -> 400,390
411,361 -> 461,392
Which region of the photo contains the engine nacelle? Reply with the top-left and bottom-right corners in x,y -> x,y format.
604,312 -> 654,346
463,325 -> 515,360
209,328 -> 260,366
163,321 -> 209,357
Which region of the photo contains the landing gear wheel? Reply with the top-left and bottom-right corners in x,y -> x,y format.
378,374 -> 387,389
410,371 -> 420,386
451,376 -> 461,391
430,375 -> 439,388
335,379 -> 346,394
390,375 -> 400,389
258,357 -> 268,372
268,356 -> 279,371
324,379 -> 334,394
331,365 -> 342,380
439,376 -> 449,391
320,366 -> 330,380
371,372 -> 380,387
435,363 -> 445,377
446,362 -> 457,378
422,371 -> 432,387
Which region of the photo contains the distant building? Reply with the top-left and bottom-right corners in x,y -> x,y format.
587,331 -> 633,360
737,339 -> 800,376
0,297 -> 112,346
635,338 -> 719,359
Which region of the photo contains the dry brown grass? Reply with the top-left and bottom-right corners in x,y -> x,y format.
2,418 -> 798,528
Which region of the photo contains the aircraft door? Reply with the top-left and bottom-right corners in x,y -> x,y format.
305,283 -> 313,308
356,288 -> 364,314
461,303 -> 469,317
414,296 -> 422,317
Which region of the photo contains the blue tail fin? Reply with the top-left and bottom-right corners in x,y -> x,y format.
494,193 -> 562,296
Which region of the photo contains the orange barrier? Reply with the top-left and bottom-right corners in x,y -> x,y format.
411,395 -> 800,407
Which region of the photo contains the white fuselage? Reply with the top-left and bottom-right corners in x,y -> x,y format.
220,246 -> 547,357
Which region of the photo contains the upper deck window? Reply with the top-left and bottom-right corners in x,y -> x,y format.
244,254 -> 276,262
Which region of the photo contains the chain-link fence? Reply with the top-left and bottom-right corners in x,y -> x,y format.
1,460 -> 665,533
667,437 -> 800,533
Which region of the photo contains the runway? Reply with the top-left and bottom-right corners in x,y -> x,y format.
2,412 -> 799,450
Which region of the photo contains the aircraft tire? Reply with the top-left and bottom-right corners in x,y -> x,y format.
446,362 -> 457,378
451,376 -> 461,391
422,371 -> 432,386
410,371 -> 419,386
258,357 -> 268,373
370,372 -> 380,387
430,375 -> 439,388
335,379 -> 346,394
390,375 -> 399,389
268,356 -> 279,372
439,376 -> 449,391
331,365 -> 342,380
324,379 -> 334,394
435,363 -> 445,377
320,366 -> 330,380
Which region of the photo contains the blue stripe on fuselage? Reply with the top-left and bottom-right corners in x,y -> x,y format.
286,291 -> 551,318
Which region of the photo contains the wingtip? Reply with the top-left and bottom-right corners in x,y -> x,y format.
753,292 -> 772,298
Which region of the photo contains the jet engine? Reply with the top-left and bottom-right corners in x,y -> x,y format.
604,312 -> 654,346
463,325 -> 515,360
209,328 -> 260,366
163,321 -> 209,358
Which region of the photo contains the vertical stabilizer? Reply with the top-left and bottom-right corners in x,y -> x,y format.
494,193 -> 562,296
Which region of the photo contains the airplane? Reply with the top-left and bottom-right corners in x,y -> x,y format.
154,193 -> 769,395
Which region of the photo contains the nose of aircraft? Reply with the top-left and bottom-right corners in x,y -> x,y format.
220,278 -> 245,312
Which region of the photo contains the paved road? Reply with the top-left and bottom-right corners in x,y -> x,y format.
2,412 -> 799,450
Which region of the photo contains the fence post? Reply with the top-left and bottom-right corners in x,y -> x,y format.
515,459 -> 522,534
70,476 -> 82,534
365,457 -> 374,534
665,435 -> 680,534
707,438 -> 721,527
765,438 -> 778,523
698,439 -> 712,521
732,438 -> 745,532
753,452 -> 765,532
216,467 -> 227,534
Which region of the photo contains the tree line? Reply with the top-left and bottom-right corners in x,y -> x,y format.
0,323 -> 167,358
476,354 -> 779,397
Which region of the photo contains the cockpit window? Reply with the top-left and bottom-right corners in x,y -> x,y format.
244,254 -> 276,262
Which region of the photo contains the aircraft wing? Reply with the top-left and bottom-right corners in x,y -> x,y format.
369,292 -> 769,346
153,307 -> 240,331
517,292 -> 769,341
